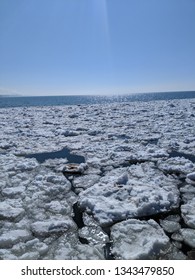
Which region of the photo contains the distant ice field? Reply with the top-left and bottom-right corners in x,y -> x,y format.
0,97 -> 195,260
0,91 -> 195,108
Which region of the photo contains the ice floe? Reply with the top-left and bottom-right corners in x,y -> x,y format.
180,228 -> 195,248
110,219 -> 170,259
181,197 -> 195,229
159,219 -> 181,233
78,163 -> 180,226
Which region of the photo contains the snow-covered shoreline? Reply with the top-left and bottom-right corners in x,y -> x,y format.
0,98 -> 195,259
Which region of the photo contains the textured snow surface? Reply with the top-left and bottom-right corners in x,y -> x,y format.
180,228 -> 195,248
78,163 -> 180,226
181,198 -> 195,229
0,98 -> 195,259
111,219 -> 170,259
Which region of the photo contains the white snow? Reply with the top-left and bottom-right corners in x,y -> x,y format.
160,219 -> 181,233
181,197 -> 195,229
78,163 -> 180,226
31,218 -> 77,237
111,219 -> 170,259
0,201 -> 25,222
186,172 -> 195,184
0,230 -> 32,249
180,228 -> 195,248
158,157 -> 195,177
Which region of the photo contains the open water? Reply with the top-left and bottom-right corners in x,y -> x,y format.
0,91 -> 195,108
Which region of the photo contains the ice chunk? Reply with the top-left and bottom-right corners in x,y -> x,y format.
0,201 -> 24,222
61,130 -> 79,137
44,200 -> 71,215
171,232 -> 183,242
79,164 -> 180,226
0,230 -> 32,249
19,252 -> 40,260
158,157 -> 195,177
164,214 -> 180,223
10,238 -> 49,259
111,219 -> 170,259
180,184 -> 195,203
2,186 -> 26,198
181,197 -> 195,229
159,219 -> 181,233
180,228 -> 195,248
187,172 -> 195,183
79,226 -> 109,245
72,174 -> 100,192
31,218 -> 77,237
46,232 -> 105,260
115,172 -> 128,185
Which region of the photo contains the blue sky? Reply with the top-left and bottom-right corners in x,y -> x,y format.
0,0 -> 195,96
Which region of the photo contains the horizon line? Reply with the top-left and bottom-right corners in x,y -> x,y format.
1,89 -> 195,98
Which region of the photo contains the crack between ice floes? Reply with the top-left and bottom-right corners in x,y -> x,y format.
62,171 -> 115,258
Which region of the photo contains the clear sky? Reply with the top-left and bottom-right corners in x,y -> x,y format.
0,0 -> 195,96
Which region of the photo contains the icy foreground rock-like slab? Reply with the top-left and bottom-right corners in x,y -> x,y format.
157,157 -> 195,177
31,219 -> 77,237
44,232 -> 105,260
180,228 -> 195,248
186,172 -> 195,185
111,219 -> 170,259
0,230 -> 32,249
0,201 -> 25,222
79,163 -> 180,226
181,197 -> 195,229
160,219 -> 181,233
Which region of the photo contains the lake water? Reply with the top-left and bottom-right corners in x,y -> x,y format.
0,91 -> 195,108
24,147 -> 85,164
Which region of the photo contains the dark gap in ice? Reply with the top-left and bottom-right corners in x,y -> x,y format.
24,147 -> 85,164
146,139 -> 159,145
102,226 -> 111,237
169,151 -> 195,163
72,202 -> 85,229
100,167 -> 106,177
62,174 -> 88,244
79,236 -> 89,245
103,242 -> 115,260
102,226 -> 115,260
62,173 -> 86,236
181,243 -> 195,259
122,159 -> 149,167
136,209 -> 180,224
186,249 -> 195,260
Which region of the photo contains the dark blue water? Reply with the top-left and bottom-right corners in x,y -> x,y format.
0,91 -> 195,108
169,151 -> 195,163
24,147 -> 85,164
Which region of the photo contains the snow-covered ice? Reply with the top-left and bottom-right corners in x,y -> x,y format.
110,219 -> 170,259
0,98 -> 195,259
181,197 -> 195,229
78,163 -> 180,226
180,228 -> 195,248
160,218 -> 181,233
186,172 -> 195,184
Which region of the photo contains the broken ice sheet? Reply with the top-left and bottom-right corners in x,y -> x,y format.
110,219 -> 170,260
0,98 -> 195,259
78,163 -> 180,226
